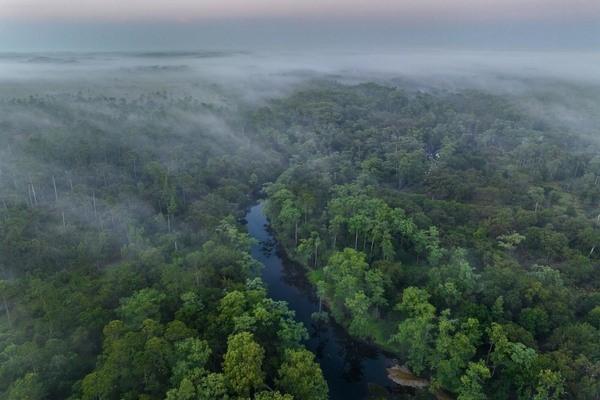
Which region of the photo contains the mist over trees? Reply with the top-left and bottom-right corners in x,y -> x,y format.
0,51 -> 599,399
259,81 -> 600,398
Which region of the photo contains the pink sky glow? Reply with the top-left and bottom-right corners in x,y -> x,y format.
1,0 -> 599,22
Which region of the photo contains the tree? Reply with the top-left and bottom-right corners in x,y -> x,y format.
255,391 -> 294,400
196,373 -> 229,400
396,286 -> 435,318
322,248 -> 386,323
345,291 -> 371,338
297,231 -> 321,268
527,187 -> 544,213
0,279 -> 13,328
586,306 -> 600,329
322,248 -> 368,318
432,314 -> 481,392
533,369 -> 565,400
457,361 -> 490,400
223,332 -> 265,397
428,249 -> 478,308
488,323 -> 538,397
6,372 -> 45,400
170,338 -> 212,386
276,348 -> 328,400
279,199 -> 302,245
165,378 -> 197,400
364,268 -> 387,314
497,232 -> 525,251
166,373 -> 229,400
117,288 -> 166,328
390,287 -> 436,375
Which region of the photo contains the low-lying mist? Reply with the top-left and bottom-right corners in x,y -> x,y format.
1,49 -> 599,274
2,49 -> 599,128
2,47 -> 600,400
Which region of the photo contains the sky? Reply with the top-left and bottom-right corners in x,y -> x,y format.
0,0 -> 599,51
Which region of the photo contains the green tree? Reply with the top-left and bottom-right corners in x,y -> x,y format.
297,231 -> 322,268
166,373 -> 229,400
488,323 -> 538,398
390,287 -> 436,375
6,373 -> 45,400
533,369 -> 565,400
255,391 -> 294,400
276,348 -> 328,400
432,313 -> 481,392
457,361 -> 490,400
345,291 -> 371,338
223,332 -> 265,397
170,338 -> 212,385
279,199 -> 302,245
117,288 -> 166,328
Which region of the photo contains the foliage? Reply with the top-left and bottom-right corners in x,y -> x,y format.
223,332 -> 265,397
258,82 -> 598,398
276,348 -> 328,400
2,79 -> 599,399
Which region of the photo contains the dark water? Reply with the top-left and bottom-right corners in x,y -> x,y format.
245,202 -> 394,400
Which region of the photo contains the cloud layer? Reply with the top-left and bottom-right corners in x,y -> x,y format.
2,0 -> 600,22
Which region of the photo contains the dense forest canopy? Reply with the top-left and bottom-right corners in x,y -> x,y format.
259,82 -> 600,399
0,52 -> 599,400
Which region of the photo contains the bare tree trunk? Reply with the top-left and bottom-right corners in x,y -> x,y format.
26,186 -> 32,207
294,221 -> 298,246
30,181 -> 38,205
52,175 -> 58,202
92,191 -> 97,221
370,234 -> 376,257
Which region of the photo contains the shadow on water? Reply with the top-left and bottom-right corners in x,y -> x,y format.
245,202 -> 401,400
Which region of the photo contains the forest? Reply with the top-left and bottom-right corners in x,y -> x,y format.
260,83 -> 600,399
0,55 -> 599,400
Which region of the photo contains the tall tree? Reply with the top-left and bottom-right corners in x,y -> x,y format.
223,332 -> 265,397
276,348 -> 328,400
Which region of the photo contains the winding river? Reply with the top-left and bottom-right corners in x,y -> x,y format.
245,202 -> 395,400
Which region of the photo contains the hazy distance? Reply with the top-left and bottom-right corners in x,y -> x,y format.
0,0 -> 599,51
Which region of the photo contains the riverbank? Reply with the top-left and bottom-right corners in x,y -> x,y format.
254,201 -> 442,399
245,203 -> 401,400
263,206 -> 400,352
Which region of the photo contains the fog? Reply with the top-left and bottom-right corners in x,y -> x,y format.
3,49 -> 600,95
1,49 -> 599,260
2,49 -> 600,126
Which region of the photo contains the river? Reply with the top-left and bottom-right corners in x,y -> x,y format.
245,202 -> 395,400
